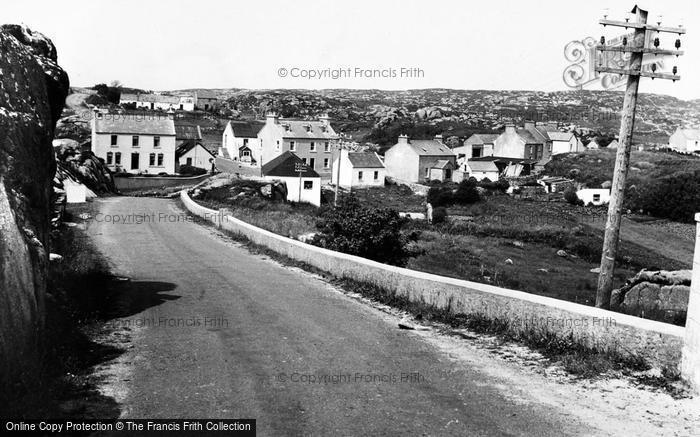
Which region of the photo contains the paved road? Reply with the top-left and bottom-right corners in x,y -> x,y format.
88,197 -> 596,436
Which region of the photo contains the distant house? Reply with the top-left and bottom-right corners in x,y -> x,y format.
668,127 -> 700,153
119,93 -> 191,111
586,139 -> 600,150
384,134 -> 456,183
194,90 -> 219,111
464,159 -> 500,181
607,139 -> 620,149
548,130 -> 584,155
454,134 -> 498,160
257,113 -> 338,176
176,140 -> 215,171
493,122 -> 551,164
576,188 -> 610,206
468,156 -> 537,178
537,176 -> 574,193
175,122 -> 202,144
331,150 -> 386,188
221,121 -> 264,166
262,151 -> 321,206
91,111 -> 176,174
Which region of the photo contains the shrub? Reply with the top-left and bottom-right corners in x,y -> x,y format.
427,186 -> 454,207
179,164 -> 207,176
453,179 -> 480,204
312,195 -> 412,266
629,170 -> 700,223
564,187 -> 584,206
432,207 -> 448,224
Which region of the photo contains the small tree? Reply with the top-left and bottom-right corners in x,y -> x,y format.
312,195 -> 412,266
427,186 -> 453,207
564,186 -> 584,206
432,207 -> 448,224
453,179 -> 480,204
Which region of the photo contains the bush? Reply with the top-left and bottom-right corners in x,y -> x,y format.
312,195 -> 412,266
453,179 -> 480,204
629,170 -> 700,223
564,187 -> 584,206
179,164 -> 207,176
427,186 -> 454,207
432,207 -> 448,224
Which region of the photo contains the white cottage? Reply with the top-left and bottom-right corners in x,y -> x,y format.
91,112 -> 177,174
576,188 -> 611,206
331,150 -> 386,188
221,121 -> 264,165
176,140 -> 215,171
262,151 -> 321,207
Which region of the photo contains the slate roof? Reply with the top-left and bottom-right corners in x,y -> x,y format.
93,114 -> 176,135
262,151 -> 320,178
270,119 -> 338,140
467,160 -> 499,172
547,131 -> 574,141
175,123 -> 202,140
464,133 -> 499,145
406,139 -> 454,156
430,159 -> 454,170
175,140 -> 215,159
347,152 -> 384,168
229,121 -> 264,138
517,129 -> 543,144
469,156 -> 539,165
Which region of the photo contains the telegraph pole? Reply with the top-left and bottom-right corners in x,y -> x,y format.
594,5 -> 684,308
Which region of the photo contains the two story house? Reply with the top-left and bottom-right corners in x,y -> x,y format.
384,134 -> 456,183
221,121 -> 264,165
257,113 -> 338,176
91,112 -> 176,174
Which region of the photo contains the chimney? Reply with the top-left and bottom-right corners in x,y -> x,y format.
505,123 -> 516,134
319,113 -> 330,125
434,134 -> 443,142
524,120 -> 535,131
398,134 -> 409,144
547,121 -> 558,131
265,111 -> 279,125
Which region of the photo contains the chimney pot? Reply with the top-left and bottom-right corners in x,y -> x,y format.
398,134 -> 409,144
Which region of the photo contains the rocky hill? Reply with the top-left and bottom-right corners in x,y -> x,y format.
0,25 -> 69,384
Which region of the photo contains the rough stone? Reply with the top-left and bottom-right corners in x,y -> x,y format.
0,24 -> 69,383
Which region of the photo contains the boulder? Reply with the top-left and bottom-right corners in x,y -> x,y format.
0,25 -> 69,383
611,269 -> 691,322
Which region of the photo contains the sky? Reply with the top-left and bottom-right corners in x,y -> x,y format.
3,0 -> 699,99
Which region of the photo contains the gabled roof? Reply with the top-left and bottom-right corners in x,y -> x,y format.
175,123 -> 202,140
228,121 -> 264,138
469,156 -> 539,165
137,93 -> 180,104
347,152 -> 384,168
269,119 -> 337,139
404,139 -> 454,156
547,131 -> 574,141
430,159 -> 454,170
464,133 -> 499,145
467,160 -> 499,172
262,151 -> 320,178
93,114 -> 176,135
517,129 -> 544,144
176,140 -> 215,159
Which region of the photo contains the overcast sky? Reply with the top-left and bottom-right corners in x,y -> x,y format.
4,0 -> 699,99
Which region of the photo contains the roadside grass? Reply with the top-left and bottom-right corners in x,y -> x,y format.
2,203 -> 122,419
186,209 -> 685,395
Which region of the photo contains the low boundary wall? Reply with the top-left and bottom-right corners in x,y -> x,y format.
181,190 -> 685,370
115,174 -> 210,191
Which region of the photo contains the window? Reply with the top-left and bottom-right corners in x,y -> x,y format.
324,142 -> 330,152
157,153 -> 164,166
186,157 -> 192,166
309,158 -> 315,169
110,135 -> 117,146
106,152 -> 113,164
593,194 -> 601,202
425,168 -> 429,177
242,150 -> 250,157
290,141 -> 296,151
114,152 -> 121,165
131,153 -> 139,170
243,138 -> 248,146
310,142 -> 316,152
323,158 -> 329,168
303,181 -> 313,190
302,157 -> 308,165
374,171 -> 379,180
358,171 -> 364,181
149,153 -> 156,166
132,136 -> 140,147
224,134 -> 228,146
276,140 -> 280,151
472,146 -> 482,158
154,136 -> 160,148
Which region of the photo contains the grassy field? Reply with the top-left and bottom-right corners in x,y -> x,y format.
193,178 -> 693,315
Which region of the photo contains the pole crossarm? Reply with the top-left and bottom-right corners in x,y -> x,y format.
596,45 -> 684,56
595,66 -> 681,81
599,19 -> 686,34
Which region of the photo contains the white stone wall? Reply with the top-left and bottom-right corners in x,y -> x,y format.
681,213 -> 700,393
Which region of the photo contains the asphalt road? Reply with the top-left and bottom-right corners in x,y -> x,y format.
88,197 -> 597,436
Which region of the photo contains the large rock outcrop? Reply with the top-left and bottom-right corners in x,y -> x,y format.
611,270 -> 690,324
0,25 -> 69,381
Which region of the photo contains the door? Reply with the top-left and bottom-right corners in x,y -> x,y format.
186,157 -> 192,166
131,153 -> 140,170
309,158 -> 315,169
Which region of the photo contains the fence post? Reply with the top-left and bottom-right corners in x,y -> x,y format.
681,213 -> 700,393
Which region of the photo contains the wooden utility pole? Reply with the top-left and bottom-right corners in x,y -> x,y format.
594,5 -> 684,308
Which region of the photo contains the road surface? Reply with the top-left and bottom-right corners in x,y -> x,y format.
87,197 -> 602,436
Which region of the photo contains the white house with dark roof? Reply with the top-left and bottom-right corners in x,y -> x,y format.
258,113 -> 339,176
669,127 -> 700,153
176,140 -> 215,171
221,120 -> 265,165
454,133 -> 499,160
464,159 -> 500,181
91,111 -> 176,174
384,134 -> 456,183
262,151 -> 321,206
331,150 -> 386,188
119,93 -> 190,111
